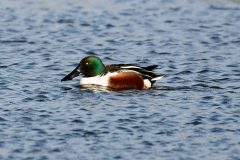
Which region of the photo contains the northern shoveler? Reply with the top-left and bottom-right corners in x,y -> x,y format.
61,56 -> 163,90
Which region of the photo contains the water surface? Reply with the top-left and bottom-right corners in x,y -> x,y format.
0,0 -> 240,159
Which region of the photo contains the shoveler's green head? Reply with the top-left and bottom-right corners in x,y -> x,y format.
80,56 -> 105,77
61,56 -> 105,81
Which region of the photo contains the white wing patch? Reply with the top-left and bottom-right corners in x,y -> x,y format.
121,66 -> 142,69
120,66 -> 154,73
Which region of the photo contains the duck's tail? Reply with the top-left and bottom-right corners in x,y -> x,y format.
151,75 -> 164,81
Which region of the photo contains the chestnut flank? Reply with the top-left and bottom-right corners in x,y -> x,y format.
108,72 -> 146,89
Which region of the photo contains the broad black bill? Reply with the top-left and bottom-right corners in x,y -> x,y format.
61,65 -> 81,81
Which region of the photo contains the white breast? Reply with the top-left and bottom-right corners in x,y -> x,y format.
80,73 -> 117,86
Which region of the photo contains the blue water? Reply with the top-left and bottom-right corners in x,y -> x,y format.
1,0 -> 240,159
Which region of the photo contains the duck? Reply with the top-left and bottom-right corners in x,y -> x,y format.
61,56 -> 163,90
